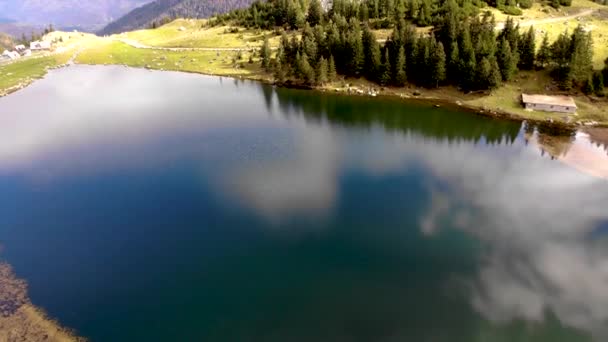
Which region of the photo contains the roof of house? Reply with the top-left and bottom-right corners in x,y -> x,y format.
522,94 -> 577,108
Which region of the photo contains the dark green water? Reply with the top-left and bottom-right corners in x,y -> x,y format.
0,65 -> 607,341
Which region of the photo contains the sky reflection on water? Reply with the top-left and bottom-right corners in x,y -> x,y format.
0,65 -> 608,341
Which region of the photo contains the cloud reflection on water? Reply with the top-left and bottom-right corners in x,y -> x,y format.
1,66 -> 608,339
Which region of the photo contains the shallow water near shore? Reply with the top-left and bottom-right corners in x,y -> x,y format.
0,65 -> 608,341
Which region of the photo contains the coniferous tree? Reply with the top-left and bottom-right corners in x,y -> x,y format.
458,26 -> 477,89
417,0 -> 432,26
489,57 -> 503,89
317,56 -> 329,85
497,38 -> 517,81
261,37 -> 272,71
363,25 -> 382,80
328,55 -> 337,82
602,57 -> 608,81
395,46 -> 407,85
569,25 -> 593,86
307,0 -> 324,26
447,41 -> 460,79
476,57 -> 492,89
395,0 -> 406,23
582,76 -> 594,95
380,49 -> 392,85
297,52 -> 315,84
415,36 -> 431,85
519,26 -> 536,70
592,71 -> 604,96
359,2 -> 370,21
536,34 -> 550,69
430,40 -> 447,87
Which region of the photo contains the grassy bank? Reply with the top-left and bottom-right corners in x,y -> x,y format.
0,51 -> 73,96
2,6 -> 608,126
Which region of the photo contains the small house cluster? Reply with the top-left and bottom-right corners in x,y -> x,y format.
521,94 -> 577,114
1,40 -> 51,62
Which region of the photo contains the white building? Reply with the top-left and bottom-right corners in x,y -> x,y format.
522,94 -> 577,114
1,50 -> 21,60
14,44 -> 26,52
21,49 -> 32,57
30,41 -> 51,50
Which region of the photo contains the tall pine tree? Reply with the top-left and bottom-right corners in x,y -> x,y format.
519,26 -> 536,70
395,46 -> 407,85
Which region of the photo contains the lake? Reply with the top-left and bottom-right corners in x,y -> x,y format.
0,65 -> 608,341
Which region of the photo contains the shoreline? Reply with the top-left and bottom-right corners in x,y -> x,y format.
0,60 -> 600,135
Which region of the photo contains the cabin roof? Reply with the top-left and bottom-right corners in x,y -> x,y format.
522,94 -> 577,108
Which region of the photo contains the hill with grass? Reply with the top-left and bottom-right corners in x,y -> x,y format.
99,0 -> 256,35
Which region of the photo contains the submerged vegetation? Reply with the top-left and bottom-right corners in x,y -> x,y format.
0,263 -> 84,342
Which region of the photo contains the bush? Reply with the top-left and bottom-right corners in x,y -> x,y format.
518,0 -> 533,8
502,6 -> 523,15
560,0 -> 572,5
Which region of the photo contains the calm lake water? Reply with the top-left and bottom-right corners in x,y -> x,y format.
1,65 -> 608,341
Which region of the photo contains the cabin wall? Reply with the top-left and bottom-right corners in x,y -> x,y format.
524,102 -> 576,113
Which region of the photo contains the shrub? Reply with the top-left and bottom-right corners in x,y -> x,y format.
560,0 -> 572,6
518,0 -> 533,9
502,6 -> 523,15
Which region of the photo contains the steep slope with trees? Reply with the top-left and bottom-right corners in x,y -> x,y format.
100,0 -> 256,34
214,0 -> 601,96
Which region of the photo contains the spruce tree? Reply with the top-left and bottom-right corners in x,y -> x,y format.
395,46 -> 407,86
519,26 -> 536,70
583,76 -> 594,95
536,34 -> 550,69
328,55 -> 337,82
569,25 -> 593,86
417,0 -> 432,26
363,26 -> 381,80
489,57 -> 502,89
359,2 -> 369,22
317,57 -> 329,85
307,0 -> 323,26
298,52 -> 315,85
395,0 -> 407,23
458,26 -> 477,89
447,41 -> 459,80
430,40 -> 447,88
603,57 -> 608,85
261,37 -> 272,71
592,71 -> 604,96
497,38 -> 516,81
380,49 -> 392,85
475,57 -> 492,89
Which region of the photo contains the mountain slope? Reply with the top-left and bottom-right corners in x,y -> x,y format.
0,0 -> 150,31
100,0 -> 255,35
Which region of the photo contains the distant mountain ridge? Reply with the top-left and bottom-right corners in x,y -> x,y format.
0,0 -> 150,31
100,0 -> 256,35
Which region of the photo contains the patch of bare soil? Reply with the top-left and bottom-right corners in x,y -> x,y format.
0,263 -> 85,342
